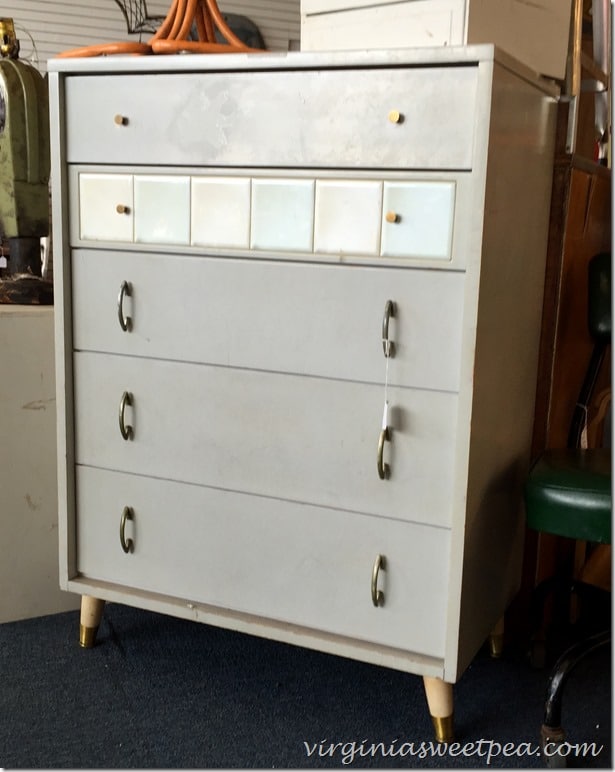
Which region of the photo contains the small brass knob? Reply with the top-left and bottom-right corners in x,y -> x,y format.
116,204 -> 130,215
388,110 -> 403,124
114,114 -> 127,126
386,211 -> 399,224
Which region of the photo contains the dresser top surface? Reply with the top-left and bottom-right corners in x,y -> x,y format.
47,44 -> 557,93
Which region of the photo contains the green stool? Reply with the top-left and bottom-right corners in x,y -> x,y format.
524,252 -> 611,763
525,448 -> 611,544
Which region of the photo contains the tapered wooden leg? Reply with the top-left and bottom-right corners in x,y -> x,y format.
79,595 -> 105,648
423,676 -> 454,743
489,615 -> 505,658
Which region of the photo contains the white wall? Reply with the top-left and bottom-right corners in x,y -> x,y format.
3,0 -> 300,72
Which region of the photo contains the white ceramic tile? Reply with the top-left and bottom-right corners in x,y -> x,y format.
251,178 -> 314,252
134,175 -> 191,245
79,173 -> 133,242
191,177 -> 251,249
381,181 -> 455,259
314,180 -> 382,255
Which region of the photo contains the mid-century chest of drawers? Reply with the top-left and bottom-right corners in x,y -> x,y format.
49,46 -> 557,739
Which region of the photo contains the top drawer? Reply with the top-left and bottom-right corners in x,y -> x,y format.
63,67 -> 478,170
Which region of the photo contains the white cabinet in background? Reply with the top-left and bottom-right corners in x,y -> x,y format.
0,307 -> 80,623
300,0 -> 572,80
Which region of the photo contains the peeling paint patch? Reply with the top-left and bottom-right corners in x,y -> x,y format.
25,494 -> 41,510
21,398 -> 55,411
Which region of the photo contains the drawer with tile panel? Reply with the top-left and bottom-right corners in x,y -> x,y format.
75,465 -> 451,658
71,250 -> 465,392
63,67 -> 479,169
73,351 -> 458,528
70,169 -> 472,265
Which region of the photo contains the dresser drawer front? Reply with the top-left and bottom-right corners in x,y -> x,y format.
76,466 -> 450,657
70,169 -> 469,265
72,251 -> 464,393
64,68 -> 478,169
73,352 -> 458,528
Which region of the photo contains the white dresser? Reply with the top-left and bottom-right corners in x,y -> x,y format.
49,46 -> 557,739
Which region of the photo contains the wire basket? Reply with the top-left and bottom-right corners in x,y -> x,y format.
114,0 -> 164,34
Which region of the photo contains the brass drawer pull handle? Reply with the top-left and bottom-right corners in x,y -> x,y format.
388,110 -> 403,124
120,506 -> 134,553
382,299 -> 396,358
371,554 -> 386,607
118,280 -> 132,331
114,114 -> 128,126
119,391 -> 133,440
377,426 -> 390,480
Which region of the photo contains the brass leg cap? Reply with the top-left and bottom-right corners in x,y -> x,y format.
489,633 -> 504,658
79,624 -> 99,648
541,723 -> 565,745
431,715 -> 454,744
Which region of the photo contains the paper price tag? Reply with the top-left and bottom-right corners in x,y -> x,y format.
382,399 -> 389,430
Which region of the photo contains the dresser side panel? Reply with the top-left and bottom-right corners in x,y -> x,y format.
443,58 -> 492,674
49,71 -> 77,587
450,63 -> 557,680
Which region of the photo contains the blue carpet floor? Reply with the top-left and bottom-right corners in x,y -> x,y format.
0,603 -> 610,768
